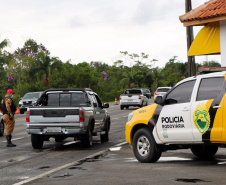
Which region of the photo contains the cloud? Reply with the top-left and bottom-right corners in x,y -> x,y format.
132,0 -> 185,25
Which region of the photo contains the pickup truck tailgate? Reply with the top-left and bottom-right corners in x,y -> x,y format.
29,107 -> 80,123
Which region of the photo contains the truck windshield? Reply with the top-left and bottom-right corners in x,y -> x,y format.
47,93 -> 86,106
125,90 -> 142,94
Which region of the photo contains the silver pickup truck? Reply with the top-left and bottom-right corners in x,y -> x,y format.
26,88 -> 110,149
120,89 -> 148,110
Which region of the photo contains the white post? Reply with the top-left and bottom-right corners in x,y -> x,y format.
220,20 -> 226,67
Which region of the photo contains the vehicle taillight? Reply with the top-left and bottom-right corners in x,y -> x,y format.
120,95 -> 122,100
80,110 -> 85,122
154,91 -> 159,96
139,95 -> 141,99
26,111 -> 30,122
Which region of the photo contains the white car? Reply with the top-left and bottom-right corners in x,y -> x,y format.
154,87 -> 171,100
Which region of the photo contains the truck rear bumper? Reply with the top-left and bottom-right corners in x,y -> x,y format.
27,123 -> 86,135
27,127 -> 85,135
120,103 -> 141,106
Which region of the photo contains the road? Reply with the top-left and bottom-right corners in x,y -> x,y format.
0,102 -> 134,185
1,100 -> 226,185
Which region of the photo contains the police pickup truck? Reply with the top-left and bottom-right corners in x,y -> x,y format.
120,88 -> 148,110
26,88 -> 110,149
125,67 -> 226,162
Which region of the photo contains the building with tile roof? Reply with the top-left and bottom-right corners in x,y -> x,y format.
179,0 -> 226,66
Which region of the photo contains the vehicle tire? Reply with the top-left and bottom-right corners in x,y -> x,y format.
191,145 -> 218,159
55,136 -> 66,142
133,128 -> 161,163
20,110 -> 24,114
120,105 -> 124,110
31,134 -> 44,149
101,119 -> 110,142
140,101 -> 144,108
0,119 -> 4,137
81,125 -> 93,148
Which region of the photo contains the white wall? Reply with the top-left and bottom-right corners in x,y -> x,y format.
220,20 -> 226,66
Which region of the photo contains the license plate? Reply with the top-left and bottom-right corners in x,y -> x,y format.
127,99 -> 133,102
47,127 -> 61,132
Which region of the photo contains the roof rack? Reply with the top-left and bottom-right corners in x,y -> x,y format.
198,67 -> 226,74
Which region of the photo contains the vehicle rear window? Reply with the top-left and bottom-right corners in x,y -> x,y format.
125,90 -> 142,94
157,88 -> 170,92
196,77 -> 224,101
23,93 -> 40,99
47,93 -> 86,106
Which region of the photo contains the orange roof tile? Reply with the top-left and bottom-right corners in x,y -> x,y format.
180,0 -> 226,26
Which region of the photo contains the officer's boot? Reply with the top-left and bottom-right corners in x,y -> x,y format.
6,135 -> 16,147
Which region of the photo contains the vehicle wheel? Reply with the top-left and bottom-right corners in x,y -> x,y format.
191,145 -> 218,159
55,136 -> 66,142
140,101 -> 144,108
0,119 -> 4,137
81,125 -> 93,148
31,134 -> 44,149
120,105 -> 124,110
101,119 -> 110,142
126,106 -> 129,109
133,128 -> 161,163
20,110 -> 24,114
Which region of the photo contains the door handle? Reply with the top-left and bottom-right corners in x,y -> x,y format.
213,105 -> 221,109
182,107 -> 189,111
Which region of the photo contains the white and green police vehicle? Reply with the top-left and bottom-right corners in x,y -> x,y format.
126,67 -> 226,162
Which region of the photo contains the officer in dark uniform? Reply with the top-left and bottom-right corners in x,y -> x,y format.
1,89 -> 17,147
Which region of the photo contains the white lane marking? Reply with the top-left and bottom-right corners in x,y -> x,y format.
218,162 -> 226,165
1,136 -> 28,143
109,147 -> 121,151
13,141 -> 127,185
63,141 -> 80,146
111,116 -> 127,120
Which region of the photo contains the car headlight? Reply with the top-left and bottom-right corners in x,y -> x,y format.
127,112 -> 134,122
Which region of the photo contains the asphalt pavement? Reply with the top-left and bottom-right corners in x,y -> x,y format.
28,142 -> 226,185
3,100 -> 226,185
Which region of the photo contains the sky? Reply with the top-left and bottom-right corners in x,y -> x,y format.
0,0 -> 221,68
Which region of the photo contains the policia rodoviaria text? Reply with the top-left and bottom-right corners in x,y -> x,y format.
1,89 -> 17,147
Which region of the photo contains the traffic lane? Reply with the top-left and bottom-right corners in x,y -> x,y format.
0,103 -> 134,141
31,144 -> 226,185
0,107 -> 129,185
0,117 -> 28,142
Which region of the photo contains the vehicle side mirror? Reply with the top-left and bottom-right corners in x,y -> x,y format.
154,96 -> 163,105
103,103 -> 109,108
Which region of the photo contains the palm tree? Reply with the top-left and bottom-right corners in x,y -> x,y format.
37,51 -> 52,87
120,67 -> 141,88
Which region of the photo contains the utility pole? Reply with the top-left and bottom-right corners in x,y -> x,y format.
185,0 -> 196,76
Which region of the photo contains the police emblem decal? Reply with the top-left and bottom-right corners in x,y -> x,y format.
193,103 -> 210,134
